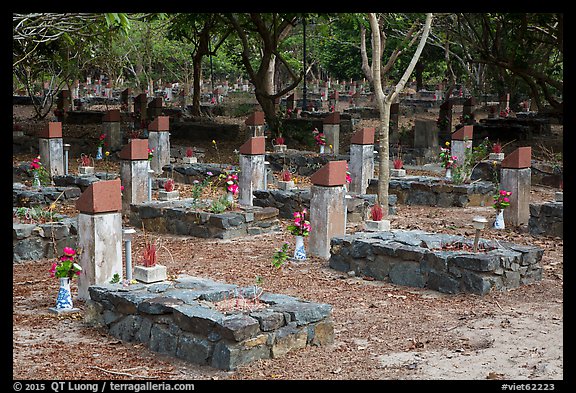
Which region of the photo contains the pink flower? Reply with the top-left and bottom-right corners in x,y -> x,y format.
503,197 -> 509,203
49,263 -> 57,277
62,247 -> 76,256
500,190 -> 507,196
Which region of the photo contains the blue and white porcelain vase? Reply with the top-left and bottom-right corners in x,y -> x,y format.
445,168 -> 452,180
33,172 -> 41,188
55,277 -> 74,310
293,235 -> 307,261
493,209 -> 505,230
96,146 -> 103,160
319,145 -> 325,154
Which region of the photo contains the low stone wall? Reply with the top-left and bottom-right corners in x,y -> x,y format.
329,230 -> 543,295
85,275 -> 334,371
265,151 -> 348,176
253,189 -> 397,221
163,163 -> 236,184
13,183 -> 82,207
529,201 -> 563,238
129,199 -> 281,239
368,176 -> 496,207
13,216 -> 78,262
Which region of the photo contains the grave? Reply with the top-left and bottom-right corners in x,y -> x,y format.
367,176 -> 496,207
329,230 -> 543,295
528,201 -> 563,239
85,275 -> 334,371
129,200 -> 281,239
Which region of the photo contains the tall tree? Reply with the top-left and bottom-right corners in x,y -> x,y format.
167,14 -> 231,117
13,13 -> 132,118
364,13 -> 433,213
451,13 -> 562,113
224,13 -> 303,135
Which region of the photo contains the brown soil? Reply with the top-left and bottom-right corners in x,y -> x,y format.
12,103 -> 564,383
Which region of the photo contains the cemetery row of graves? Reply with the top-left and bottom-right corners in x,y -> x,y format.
12,81 -> 563,372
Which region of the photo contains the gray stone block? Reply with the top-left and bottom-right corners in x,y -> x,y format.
389,262 -> 426,288
149,323 -> 178,356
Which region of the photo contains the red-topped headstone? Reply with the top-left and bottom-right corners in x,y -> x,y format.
148,116 -> 170,131
350,127 -> 375,145
118,138 -> 149,160
239,136 -> 266,155
451,125 -> 473,140
76,178 -> 122,214
310,160 -> 347,186
323,112 -> 340,124
102,109 -> 121,122
38,122 -> 62,139
501,147 -> 531,169
245,111 -> 265,126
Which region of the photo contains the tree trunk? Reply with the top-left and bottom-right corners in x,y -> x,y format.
369,13 -> 433,215
190,51 -> 203,117
415,60 -> 424,91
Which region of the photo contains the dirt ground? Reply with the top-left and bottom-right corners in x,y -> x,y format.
12,102 -> 564,383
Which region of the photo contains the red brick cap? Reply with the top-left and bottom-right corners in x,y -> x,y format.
118,138 -> 149,160
245,111 -> 265,126
451,125 -> 473,141
323,112 -> 340,124
38,122 -> 62,139
501,146 -> 532,169
75,178 -> 122,214
350,128 -> 375,145
310,160 -> 347,186
102,109 -> 121,122
148,116 -> 170,131
239,136 -> 266,155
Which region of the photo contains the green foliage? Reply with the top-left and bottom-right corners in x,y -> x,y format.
110,273 -> 121,284
450,138 -> 493,185
282,120 -> 316,146
14,206 -> 61,223
209,195 -> 231,214
272,242 -> 290,269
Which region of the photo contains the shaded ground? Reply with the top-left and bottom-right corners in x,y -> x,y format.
12,102 -> 564,383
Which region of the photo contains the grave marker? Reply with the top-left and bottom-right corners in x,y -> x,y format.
238,137 -> 266,206
323,112 -> 340,155
451,125 -> 473,168
119,139 -> 150,212
102,109 -> 122,152
75,178 -> 123,300
348,128 -> 375,195
245,111 -> 266,137
38,122 -> 64,178
309,161 -> 348,259
148,116 -> 171,175
500,147 -> 532,227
